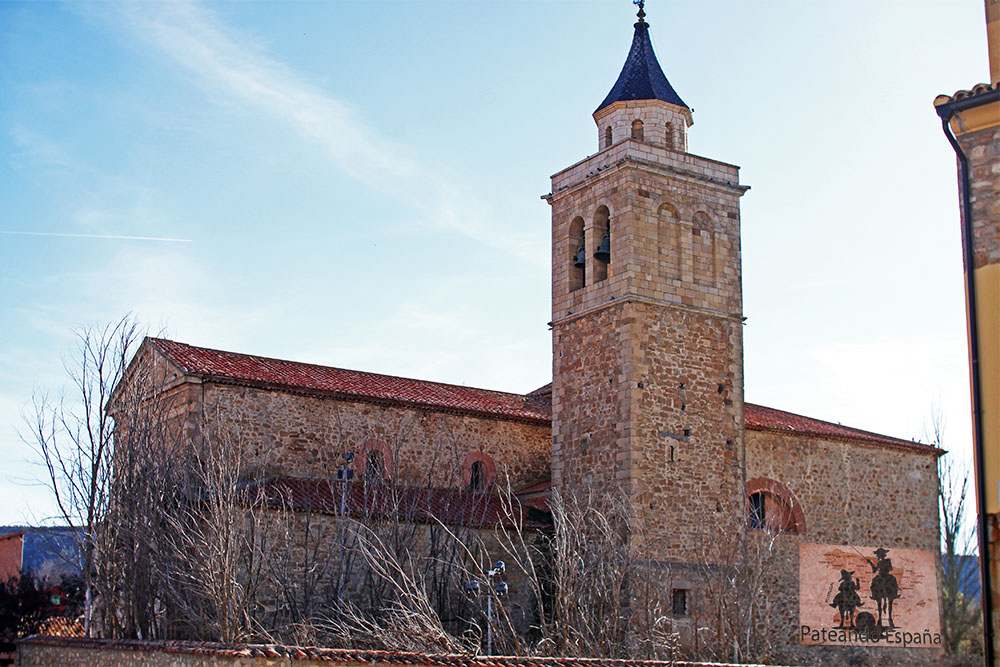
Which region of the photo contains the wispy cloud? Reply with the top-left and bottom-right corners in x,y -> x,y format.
112,0 -> 544,266
0,231 -> 192,243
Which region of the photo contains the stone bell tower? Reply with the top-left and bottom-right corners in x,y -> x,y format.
544,3 -> 750,561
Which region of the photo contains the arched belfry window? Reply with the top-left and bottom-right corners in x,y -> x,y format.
570,217 -> 585,291
604,126 -> 613,149
593,206 -> 610,283
631,119 -> 644,141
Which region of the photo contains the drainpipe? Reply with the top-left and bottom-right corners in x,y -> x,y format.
936,88 -> 1000,666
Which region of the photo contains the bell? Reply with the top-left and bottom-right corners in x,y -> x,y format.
594,233 -> 611,263
574,245 -> 586,268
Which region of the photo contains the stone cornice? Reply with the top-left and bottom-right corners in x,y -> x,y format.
550,293 -> 743,327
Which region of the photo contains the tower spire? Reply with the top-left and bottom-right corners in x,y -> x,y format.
596,1 -> 687,113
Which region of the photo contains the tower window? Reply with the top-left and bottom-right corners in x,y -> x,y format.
665,122 -> 675,149
748,492 -> 765,530
593,207 -> 610,282
631,119 -> 644,141
604,126 -> 613,149
671,589 -> 689,617
570,217 -> 585,291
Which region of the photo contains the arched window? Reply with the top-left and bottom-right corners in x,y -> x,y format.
665,122 -> 675,149
570,216 -> 585,291
604,126 -> 613,149
746,477 -> 805,534
357,439 -> 394,483
593,206 -> 610,283
631,119 -> 644,141
469,461 -> 485,493
461,452 -> 496,493
748,492 -> 765,530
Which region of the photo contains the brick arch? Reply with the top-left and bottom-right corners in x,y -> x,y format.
747,477 -> 806,534
460,451 -> 497,493
356,438 -> 395,481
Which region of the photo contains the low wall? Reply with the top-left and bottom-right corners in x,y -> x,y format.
18,637 -> 769,667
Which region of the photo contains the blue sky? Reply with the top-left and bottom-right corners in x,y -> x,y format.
0,0 -> 990,524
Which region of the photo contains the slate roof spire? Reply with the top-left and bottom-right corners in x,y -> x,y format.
596,1 -> 688,113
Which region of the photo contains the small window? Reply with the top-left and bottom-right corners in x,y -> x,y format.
631,119 -> 644,141
748,492 -> 765,530
461,452 -> 496,492
469,460 -> 485,493
671,589 -> 689,617
604,126 -> 613,149
366,450 -> 386,483
665,122 -> 675,149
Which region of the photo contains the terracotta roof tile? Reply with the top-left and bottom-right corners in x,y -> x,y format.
20,637 -> 771,667
149,339 -> 551,424
149,340 -> 935,454
250,477 -> 550,530
744,403 -> 939,454
35,617 -> 84,638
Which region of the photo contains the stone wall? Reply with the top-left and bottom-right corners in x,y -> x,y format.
154,373 -> 551,491
958,121 -> 1000,271
745,429 -> 941,666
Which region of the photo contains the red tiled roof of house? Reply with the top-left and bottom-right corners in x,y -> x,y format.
150,338 -> 551,425
250,477 -> 551,530
35,616 -> 84,638
20,637 -> 771,667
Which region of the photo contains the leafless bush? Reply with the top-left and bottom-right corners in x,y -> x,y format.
683,509 -> 790,664
158,417 -> 288,643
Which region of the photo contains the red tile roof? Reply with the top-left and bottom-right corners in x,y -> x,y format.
150,339 -> 551,424
250,477 -> 551,530
524,383 -> 937,454
35,616 -> 84,638
20,637 -> 770,667
150,340 -> 937,455
744,403 -> 939,454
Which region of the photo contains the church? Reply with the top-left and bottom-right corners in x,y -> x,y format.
122,3 -> 943,663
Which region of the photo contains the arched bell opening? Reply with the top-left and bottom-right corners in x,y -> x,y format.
593,206 -> 610,283
569,216 -> 585,291
631,119 -> 644,141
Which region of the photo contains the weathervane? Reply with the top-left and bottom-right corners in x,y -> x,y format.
633,0 -> 647,24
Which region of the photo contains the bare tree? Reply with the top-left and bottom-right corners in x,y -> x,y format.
21,316 -> 147,636
926,411 -> 982,658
